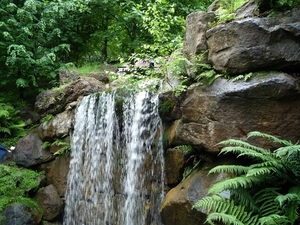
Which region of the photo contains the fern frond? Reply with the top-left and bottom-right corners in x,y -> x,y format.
193,194 -> 223,212
246,167 -> 273,177
247,131 -> 293,146
209,176 -> 260,194
206,212 -> 244,225
275,145 -> 300,159
276,186 -> 300,223
209,165 -> 249,176
195,195 -> 259,225
220,146 -> 271,162
259,214 -> 290,225
0,126 -> 11,135
218,139 -> 266,154
254,188 -> 282,218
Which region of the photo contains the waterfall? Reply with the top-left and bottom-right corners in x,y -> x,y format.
64,89 -> 165,225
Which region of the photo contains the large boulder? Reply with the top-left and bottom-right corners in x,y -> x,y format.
35,77 -> 106,118
12,133 -> 54,167
160,160 -> 230,225
167,73 -> 300,153
36,184 -> 63,221
206,8 -> 300,74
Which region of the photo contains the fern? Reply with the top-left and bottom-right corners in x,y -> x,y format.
194,195 -> 259,225
209,165 -> 249,176
194,131 -> 300,224
247,131 -> 293,146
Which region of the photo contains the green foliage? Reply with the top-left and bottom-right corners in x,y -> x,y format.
40,114 -> 54,124
0,98 -> 25,139
0,163 -> 42,222
174,145 -> 193,152
214,0 -> 249,24
194,131 -> 300,225
43,137 -> 71,156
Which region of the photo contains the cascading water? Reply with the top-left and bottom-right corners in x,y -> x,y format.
64,88 -> 165,225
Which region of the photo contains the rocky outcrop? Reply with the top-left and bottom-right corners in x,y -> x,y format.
35,76 -> 106,118
167,73 -> 300,154
207,13 -> 300,74
183,4 -> 300,75
36,185 -> 63,221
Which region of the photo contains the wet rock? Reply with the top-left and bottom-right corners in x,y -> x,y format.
36,185 -> 63,221
12,133 -> 54,167
168,73 -> 300,153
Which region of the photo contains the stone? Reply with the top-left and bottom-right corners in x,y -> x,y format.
168,73 -> 300,153
235,0 -> 259,19
12,133 -> 54,167
35,77 -> 106,117
88,72 -> 110,84
164,148 -> 185,186
206,10 -> 300,74
59,70 -> 79,85
2,204 -> 37,225
37,110 -> 74,141
39,155 -> 71,197
36,185 -> 63,221
160,160 -> 231,225
183,11 -> 215,64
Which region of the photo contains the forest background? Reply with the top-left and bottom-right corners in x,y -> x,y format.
0,0 -> 213,145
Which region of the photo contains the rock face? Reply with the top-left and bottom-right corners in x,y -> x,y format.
160,160 -> 231,225
207,13 -> 300,74
167,73 -> 300,153
12,133 -> 54,167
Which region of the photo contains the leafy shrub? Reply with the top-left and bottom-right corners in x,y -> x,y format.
194,131 -> 300,225
0,163 -> 42,223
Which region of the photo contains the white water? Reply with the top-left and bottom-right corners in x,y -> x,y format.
64,90 -> 165,225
